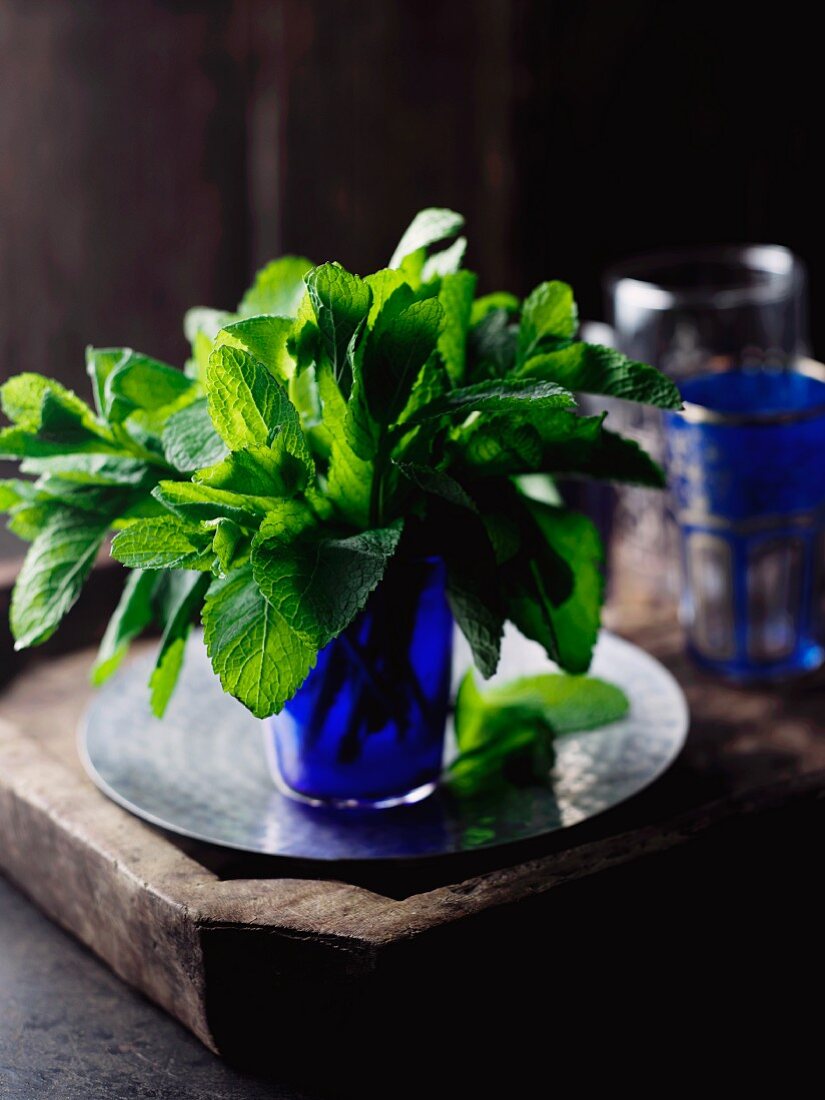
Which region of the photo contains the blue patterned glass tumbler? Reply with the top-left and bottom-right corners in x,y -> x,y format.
665,365 -> 825,681
264,556 -> 454,809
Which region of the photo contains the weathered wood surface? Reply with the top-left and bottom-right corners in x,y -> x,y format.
1,562 -> 824,1058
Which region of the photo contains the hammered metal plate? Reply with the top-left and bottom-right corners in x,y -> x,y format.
79,628 -> 688,861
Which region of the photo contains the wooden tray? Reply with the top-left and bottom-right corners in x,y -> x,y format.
2,560 -> 825,1063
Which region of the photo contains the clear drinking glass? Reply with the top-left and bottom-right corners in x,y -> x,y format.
600,245 -> 808,604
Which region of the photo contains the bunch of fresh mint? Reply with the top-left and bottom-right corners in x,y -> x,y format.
0,209 -> 679,719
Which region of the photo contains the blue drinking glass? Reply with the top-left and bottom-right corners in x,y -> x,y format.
264,556 -> 454,808
665,364 -> 825,681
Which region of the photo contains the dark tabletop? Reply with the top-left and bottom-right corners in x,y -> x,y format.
0,875 -> 316,1100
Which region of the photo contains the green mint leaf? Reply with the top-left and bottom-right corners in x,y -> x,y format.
215,316 -> 295,385
364,269 -> 410,324
251,521 -> 403,649
467,309 -> 519,380
524,502 -> 604,674
184,307 -> 235,345
519,342 -> 682,409
389,208 -> 465,269
449,668 -> 628,794
470,292 -> 520,326
1,375 -> 114,456
486,488 -> 577,665
452,410 -> 603,478
203,564 -> 316,718
0,480 -> 25,511
151,480 -> 276,527
2,373 -> 93,430
20,454 -> 156,488
0,426 -> 117,460
317,363 -> 374,527
481,671 -> 629,736
534,423 -> 666,487
111,516 -> 215,570
183,310 -> 235,386
255,499 -> 318,542
194,437 -> 309,499
447,570 -> 503,680
102,352 -> 197,423
238,256 -> 314,318
85,348 -> 125,417
394,461 -> 476,512
516,281 -> 578,366
305,263 -> 372,392
149,571 -> 211,717
206,345 -> 309,468
91,569 -> 158,685
10,511 -> 107,648
421,236 -> 467,282
437,270 -> 477,384
402,378 -> 575,429
211,518 -> 248,575
162,398 -> 227,473
362,297 -> 444,425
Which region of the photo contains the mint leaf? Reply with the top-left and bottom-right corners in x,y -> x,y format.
194,438 -> 309,499
251,521 -> 402,649
238,256 -> 314,318
149,571 -> 211,717
470,292 -> 520,326
529,423 -> 665,487
10,511 -> 107,648
467,309 -> 518,380
85,348 -> 125,417
211,518 -> 247,575
450,402 -> 663,486
20,454 -> 156,487
389,208 -> 465,269
111,516 -> 215,570
0,481 -> 24,511
91,569 -> 158,685
437,270 -> 476,383
519,342 -> 682,409
151,481 -> 276,526
103,352 -> 197,423
317,363 -> 374,527
215,316 -> 295,385
162,398 -> 227,473
449,667 -> 628,794
516,281 -> 578,365
184,307 -> 235,344
203,564 -> 316,718
402,378 -> 575,428
206,345 -> 309,468
446,568 -> 503,679
2,373 -> 95,431
364,269 -> 409,324
1,375 -> 114,455
305,263 -> 372,392
394,462 -> 476,511
488,489 -> 578,666
362,297 -> 444,425
525,503 -> 604,673
421,236 -> 467,281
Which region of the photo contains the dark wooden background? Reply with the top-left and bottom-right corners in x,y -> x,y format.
0,0 -> 821,384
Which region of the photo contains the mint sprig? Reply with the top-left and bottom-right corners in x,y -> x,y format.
1,207 -> 679,719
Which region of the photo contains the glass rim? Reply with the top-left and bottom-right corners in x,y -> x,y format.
605,244 -> 805,311
673,359 -> 825,426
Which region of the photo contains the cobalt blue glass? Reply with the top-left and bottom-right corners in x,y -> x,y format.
665,364 -> 825,681
264,556 -> 454,808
